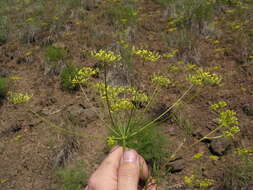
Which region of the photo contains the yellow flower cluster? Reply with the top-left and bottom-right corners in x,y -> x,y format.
235,148 -> 253,156
192,152 -> 204,160
209,155 -> 219,161
151,75 -> 171,87
107,136 -> 117,147
184,175 -> 195,185
110,98 -> 135,112
133,48 -> 161,62
71,67 -> 98,85
219,110 -> 238,127
8,92 -> 32,104
95,83 -> 148,112
218,110 -> 240,138
184,175 -> 214,188
210,101 -> 227,111
163,49 -> 178,59
91,49 -> 121,63
187,69 -> 222,86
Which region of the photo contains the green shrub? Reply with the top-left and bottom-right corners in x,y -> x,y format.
126,123 -> 168,161
56,163 -> 87,190
104,0 -> 139,28
60,65 -> 79,91
109,120 -> 168,162
45,46 -> 67,62
0,77 -> 8,99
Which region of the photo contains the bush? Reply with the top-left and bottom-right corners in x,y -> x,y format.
45,46 -> 67,62
60,65 -> 79,91
0,77 -> 8,99
127,123 -> 168,162
56,163 -> 87,190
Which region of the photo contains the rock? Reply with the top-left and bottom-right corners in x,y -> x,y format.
192,127 -> 211,142
167,158 -> 185,173
149,103 -> 173,122
0,67 -> 9,77
209,137 -> 232,156
66,104 -> 99,127
242,104 -> 253,116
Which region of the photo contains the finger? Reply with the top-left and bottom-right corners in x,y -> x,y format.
138,155 -> 149,180
109,145 -> 120,153
97,146 -> 123,175
118,149 -> 140,190
147,178 -> 157,190
88,146 -> 123,189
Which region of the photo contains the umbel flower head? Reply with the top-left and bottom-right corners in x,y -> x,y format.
187,68 -> 222,86
8,92 -> 33,104
133,48 -> 161,62
151,74 -> 171,87
71,67 -> 99,85
91,49 -> 121,63
95,83 -> 149,112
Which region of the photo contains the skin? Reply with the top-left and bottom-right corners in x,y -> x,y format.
85,146 -> 157,190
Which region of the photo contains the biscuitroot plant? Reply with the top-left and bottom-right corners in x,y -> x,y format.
25,47 -> 239,188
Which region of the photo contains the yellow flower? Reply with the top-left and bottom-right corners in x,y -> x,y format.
151,75 -> 171,87
184,175 -> 195,185
107,136 -> 117,147
91,49 -> 121,63
71,67 -> 98,85
8,92 -> 32,104
192,152 -> 204,160
133,48 -> 160,62
9,76 -> 21,81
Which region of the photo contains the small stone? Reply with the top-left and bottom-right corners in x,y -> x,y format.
67,104 -> 99,126
242,104 -> 253,116
0,67 -> 9,77
167,158 -> 185,173
209,137 -> 232,156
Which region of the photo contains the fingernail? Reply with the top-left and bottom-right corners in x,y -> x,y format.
123,150 -> 137,162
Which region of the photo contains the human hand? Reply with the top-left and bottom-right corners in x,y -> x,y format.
84,146 -> 157,190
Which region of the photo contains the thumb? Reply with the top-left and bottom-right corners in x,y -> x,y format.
118,150 -> 140,190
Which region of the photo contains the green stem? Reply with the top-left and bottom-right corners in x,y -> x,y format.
143,85 -> 159,114
79,84 -> 121,137
103,65 -> 116,128
128,84 -> 193,138
168,126 -> 223,161
29,109 -> 102,139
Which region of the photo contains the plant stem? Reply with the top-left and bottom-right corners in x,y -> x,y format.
103,64 -> 116,128
128,84 -> 193,138
143,85 -> 159,114
28,109 -> 102,139
168,126 -> 223,161
79,84 -> 121,137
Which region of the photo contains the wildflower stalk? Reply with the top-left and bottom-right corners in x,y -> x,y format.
103,65 -> 116,129
79,85 -> 121,137
28,109 -> 102,139
143,85 -> 159,114
168,126 -> 223,161
125,105 -> 135,135
128,84 -> 193,139
189,126 -> 222,149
